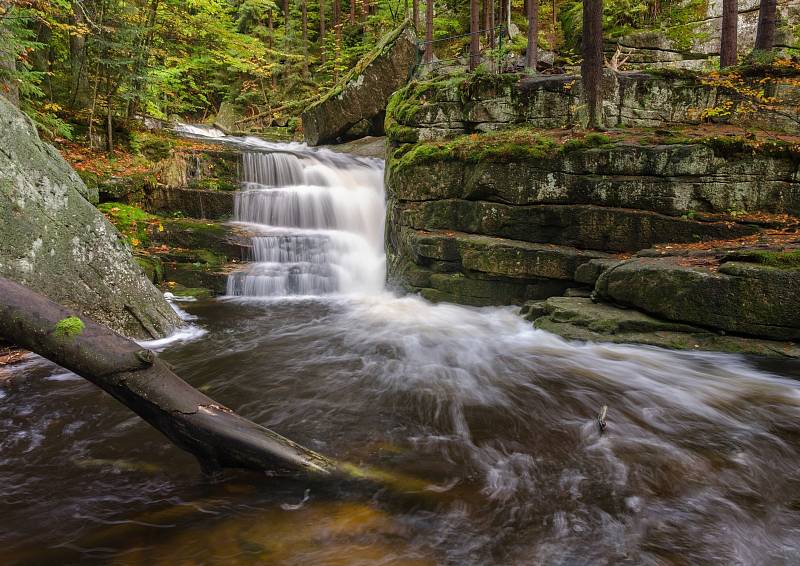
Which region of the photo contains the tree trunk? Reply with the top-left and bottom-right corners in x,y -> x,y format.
127,0 -> 161,120
754,0 -> 776,51
720,0 -> 738,67
0,5 -> 19,106
482,0 -> 494,49
284,0 -> 290,37
333,0 -> 341,80
350,0 -> 356,23
0,276 -> 337,476
488,0 -> 495,51
423,0 -> 433,63
526,0 -> 538,71
551,0 -> 557,49
269,10 -> 277,88
302,0 -> 309,76
581,0 -> 603,127
470,0 -> 480,70
320,0 -> 326,64
69,2 -> 90,109
413,0 -> 419,32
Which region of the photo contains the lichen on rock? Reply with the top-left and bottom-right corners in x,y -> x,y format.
0,95 -> 181,339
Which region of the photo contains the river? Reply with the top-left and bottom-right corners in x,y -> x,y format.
2,130 -> 800,564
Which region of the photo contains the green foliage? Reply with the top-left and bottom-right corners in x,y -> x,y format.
98,202 -> 157,247
723,250 -> 800,270
53,316 -> 85,338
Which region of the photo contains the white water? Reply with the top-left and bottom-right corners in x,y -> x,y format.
216,136 -> 386,297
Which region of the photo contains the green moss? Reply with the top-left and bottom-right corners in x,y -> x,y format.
98,202 -> 157,248
644,67 -> 702,81
187,178 -> 238,191
391,128 -> 560,171
170,286 -> 212,299
53,316 -> 84,338
723,250 -> 800,269
561,132 -> 612,153
129,131 -> 176,161
136,255 -> 164,283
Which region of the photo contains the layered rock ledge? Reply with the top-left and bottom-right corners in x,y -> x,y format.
385,70 -> 800,356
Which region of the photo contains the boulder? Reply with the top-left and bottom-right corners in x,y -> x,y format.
0,95 -> 181,339
302,21 -> 419,145
595,257 -> 800,340
528,297 -> 800,358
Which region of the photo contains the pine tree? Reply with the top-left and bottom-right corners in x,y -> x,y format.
754,0 -> 776,52
581,0 -> 603,127
720,0 -> 738,67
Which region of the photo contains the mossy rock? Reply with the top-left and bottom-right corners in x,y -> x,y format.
529,297 -> 800,359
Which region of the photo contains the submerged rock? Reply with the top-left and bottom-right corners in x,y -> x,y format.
0,95 -> 181,339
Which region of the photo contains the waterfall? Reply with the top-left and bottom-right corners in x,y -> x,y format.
226,143 -> 386,298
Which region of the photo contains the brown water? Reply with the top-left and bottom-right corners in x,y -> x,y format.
2,294 -> 800,565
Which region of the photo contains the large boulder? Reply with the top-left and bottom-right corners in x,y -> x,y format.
595,257 -> 800,340
0,95 -> 181,339
302,21 -> 419,145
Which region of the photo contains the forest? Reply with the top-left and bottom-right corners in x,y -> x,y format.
2,0 -> 785,145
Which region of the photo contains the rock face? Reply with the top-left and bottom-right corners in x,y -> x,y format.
302,22 -> 419,145
386,135 -> 797,306
0,95 -> 181,339
614,0 -> 800,67
385,70 -> 800,352
595,257 -> 800,340
387,71 -> 800,136
526,297 -> 800,358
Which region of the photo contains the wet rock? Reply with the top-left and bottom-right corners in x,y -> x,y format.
595,257 -> 800,340
302,22 -> 419,145
398,200 -> 757,252
0,95 -> 180,339
388,143 -> 800,217
529,296 -> 800,358
574,259 -> 622,286
147,187 -> 235,220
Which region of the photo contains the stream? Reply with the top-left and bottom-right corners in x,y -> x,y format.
2,129 -> 800,564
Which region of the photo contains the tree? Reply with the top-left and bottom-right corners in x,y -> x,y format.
526,0 -> 538,71
413,0 -> 419,32
423,0 -> 433,63
720,0 -> 738,67
469,0 -> 480,70
754,0 -> 776,52
320,0 -> 326,63
581,0 -> 603,127
0,276 -> 336,475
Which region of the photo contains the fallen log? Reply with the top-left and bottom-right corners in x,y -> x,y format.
0,276 -> 336,476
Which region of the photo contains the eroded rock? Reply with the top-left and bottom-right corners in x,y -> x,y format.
0,95 -> 181,338
302,22 -> 419,145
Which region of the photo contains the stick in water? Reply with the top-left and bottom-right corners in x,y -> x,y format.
597,405 -> 608,433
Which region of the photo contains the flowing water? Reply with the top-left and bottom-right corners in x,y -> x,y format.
3,129 -> 800,565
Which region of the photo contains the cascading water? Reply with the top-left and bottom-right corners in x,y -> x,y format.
5,125 -> 800,565
225,146 -> 386,297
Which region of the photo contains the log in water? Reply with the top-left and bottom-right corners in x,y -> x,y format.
3,130 -> 800,564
